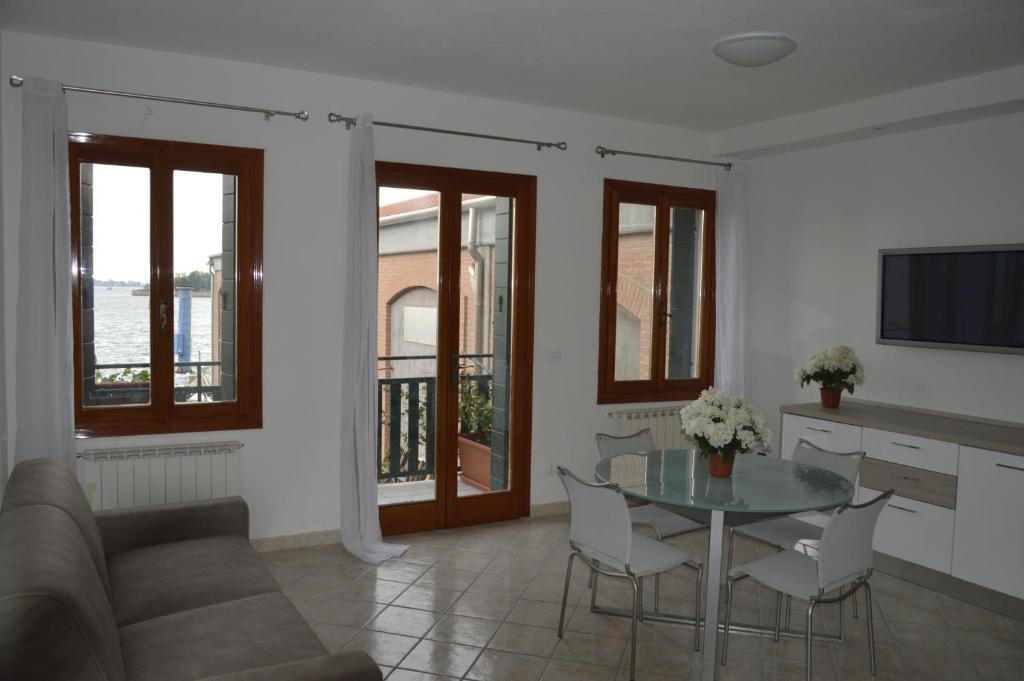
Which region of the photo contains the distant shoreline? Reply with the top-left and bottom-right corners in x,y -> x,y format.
130,288 -> 211,297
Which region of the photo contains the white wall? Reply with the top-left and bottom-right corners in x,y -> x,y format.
1,31 -> 717,538
744,111 -> 1024,442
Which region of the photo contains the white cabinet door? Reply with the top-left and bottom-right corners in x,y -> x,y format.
859,486 -> 954,573
781,415 -> 862,460
952,447 -> 1024,599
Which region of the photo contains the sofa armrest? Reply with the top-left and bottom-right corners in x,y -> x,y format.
197,653 -> 382,681
94,496 -> 249,557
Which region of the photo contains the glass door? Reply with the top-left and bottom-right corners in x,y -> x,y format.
376,164 -> 535,534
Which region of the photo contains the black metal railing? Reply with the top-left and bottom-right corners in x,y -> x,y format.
89,361 -> 225,405
377,353 -> 492,483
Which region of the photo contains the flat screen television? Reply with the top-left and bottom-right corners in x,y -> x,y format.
877,245 -> 1024,355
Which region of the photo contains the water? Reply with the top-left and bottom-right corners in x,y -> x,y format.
94,286 -> 213,367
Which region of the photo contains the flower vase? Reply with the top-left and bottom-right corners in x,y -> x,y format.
820,388 -> 842,409
708,452 -> 734,478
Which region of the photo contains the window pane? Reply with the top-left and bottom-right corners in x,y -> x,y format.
378,187 -> 440,506
665,207 -> 704,379
615,203 -> 656,380
172,171 -> 237,403
82,163 -> 152,408
457,194 -> 514,496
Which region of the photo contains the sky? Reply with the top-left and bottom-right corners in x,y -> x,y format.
91,164 -> 225,282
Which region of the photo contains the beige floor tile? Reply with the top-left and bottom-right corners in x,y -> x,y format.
450,591 -> 520,620
541,658 -> 618,680
949,627 -> 1024,660
399,544 -> 450,566
465,649 -> 548,681
387,669 -> 458,681
342,629 -> 419,667
369,605 -> 443,637
434,548 -> 496,572
553,630 -> 627,668
969,656 -> 1024,681
340,573 -> 411,604
415,565 -> 481,591
487,622 -> 560,657
426,614 -> 502,647
400,639 -> 482,677
393,585 -> 464,612
565,603 -> 633,637
887,621 -> 963,652
293,593 -> 385,628
898,648 -> 981,681
309,621 -> 361,653
375,559 -> 432,584
505,599 -> 565,629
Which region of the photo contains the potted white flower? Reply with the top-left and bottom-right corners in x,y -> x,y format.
679,388 -> 772,478
796,345 -> 865,409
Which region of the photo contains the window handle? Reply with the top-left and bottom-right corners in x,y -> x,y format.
159,302 -> 168,331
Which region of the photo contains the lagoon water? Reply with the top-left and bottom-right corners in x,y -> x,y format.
94,286 -> 213,367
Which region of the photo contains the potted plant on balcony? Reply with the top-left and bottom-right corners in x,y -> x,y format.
796,345 -> 865,408
679,388 -> 772,478
458,375 -> 493,491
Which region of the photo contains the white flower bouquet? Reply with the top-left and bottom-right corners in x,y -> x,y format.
795,345 -> 865,394
679,388 -> 772,461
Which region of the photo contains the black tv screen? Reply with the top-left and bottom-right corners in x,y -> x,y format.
878,246 -> 1024,354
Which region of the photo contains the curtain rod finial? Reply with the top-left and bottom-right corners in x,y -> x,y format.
9,75 -> 24,87
297,110 -> 309,121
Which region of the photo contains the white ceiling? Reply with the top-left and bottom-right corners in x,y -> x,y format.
2,0 -> 1024,131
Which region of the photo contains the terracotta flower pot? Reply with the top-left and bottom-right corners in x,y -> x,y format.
708,452 -> 735,478
457,434 -> 492,491
820,388 -> 842,409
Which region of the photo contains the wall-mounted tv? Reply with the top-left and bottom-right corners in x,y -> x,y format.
877,245 -> 1024,355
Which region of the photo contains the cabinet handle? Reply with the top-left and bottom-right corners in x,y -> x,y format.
807,427 -> 831,433
891,442 -> 921,450
996,462 -> 1024,473
900,475 -> 920,483
888,503 -> 917,514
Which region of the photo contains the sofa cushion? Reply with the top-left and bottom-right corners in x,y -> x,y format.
2,458 -> 111,594
119,592 -> 328,681
109,534 -> 279,626
0,505 -> 125,681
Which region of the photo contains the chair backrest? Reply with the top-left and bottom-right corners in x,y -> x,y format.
557,466 -> 632,568
792,438 -> 865,485
595,428 -> 657,460
817,490 -> 893,590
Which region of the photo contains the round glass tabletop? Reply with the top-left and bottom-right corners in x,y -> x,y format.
594,449 -> 855,514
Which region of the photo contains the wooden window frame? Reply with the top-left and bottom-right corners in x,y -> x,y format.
597,178 -> 716,404
69,133 -> 263,437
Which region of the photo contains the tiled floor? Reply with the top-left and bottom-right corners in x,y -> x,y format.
260,516 -> 1024,680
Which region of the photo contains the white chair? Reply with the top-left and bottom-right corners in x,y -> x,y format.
722,490 -> 894,681
595,429 -> 707,540
727,439 -> 866,619
556,466 -> 704,681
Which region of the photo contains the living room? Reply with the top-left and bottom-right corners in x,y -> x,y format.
1,3 -> 1022,681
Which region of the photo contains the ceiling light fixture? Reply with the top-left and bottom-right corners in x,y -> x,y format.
713,32 -> 797,67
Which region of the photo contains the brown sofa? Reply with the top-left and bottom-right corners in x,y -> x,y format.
0,458 -> 381,681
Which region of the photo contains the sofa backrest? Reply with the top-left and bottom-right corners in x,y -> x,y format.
0,504 -> 126,681
2,458 -> 111,594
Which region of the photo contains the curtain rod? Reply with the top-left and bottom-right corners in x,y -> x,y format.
8,75 -> 309,121
327,112 -> 567,151
595,145 -> 732,171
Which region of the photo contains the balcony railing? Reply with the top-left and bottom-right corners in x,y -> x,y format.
89,361 -> 225,405
377,353 -> 492,484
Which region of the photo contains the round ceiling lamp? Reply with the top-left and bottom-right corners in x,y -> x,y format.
713,32 -> 797,67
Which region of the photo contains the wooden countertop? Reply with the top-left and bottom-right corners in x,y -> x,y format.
781,400 -> 1024,457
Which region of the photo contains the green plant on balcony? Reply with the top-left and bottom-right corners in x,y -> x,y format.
96,367 -> 151,383
458,375 -> 492,447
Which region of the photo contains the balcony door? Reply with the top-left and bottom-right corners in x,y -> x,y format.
376,162 -> 535,534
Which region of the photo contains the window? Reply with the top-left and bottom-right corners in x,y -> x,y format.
69,134 -> 263,436
598,178 -> 715,403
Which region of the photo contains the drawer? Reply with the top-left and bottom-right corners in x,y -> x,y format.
859,458 -> 957,509
781,415 -> 862,459
859,486 -> 954,573
862,428 -> 958,475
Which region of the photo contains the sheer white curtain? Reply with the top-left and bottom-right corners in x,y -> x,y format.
14,77 -> 75,466
714,167 -> 747,396
338,114 -> 408,563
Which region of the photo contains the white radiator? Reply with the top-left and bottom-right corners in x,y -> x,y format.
607,405 -> 693,450
77,441 -> 243,511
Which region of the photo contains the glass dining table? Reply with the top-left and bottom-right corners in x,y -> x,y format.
595,448 -> 855,681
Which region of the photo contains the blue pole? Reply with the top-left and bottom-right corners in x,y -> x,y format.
175,287 -> 192,371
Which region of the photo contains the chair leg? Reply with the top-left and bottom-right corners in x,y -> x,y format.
864,582 -> 878,677
721,578 -> 734,666
806,599 -> 816,681
557,552 -> 575,638
590,569 -> 599,612
838,587 -> 845,641
774,591 -> 783,641
852,586 -> 860,619
629,577 -> 640,681
724,527 -> 735,604
654,573 -> 661,616
785,594 -> 793,630
638,577 -> 644,622
694,564 -> 703,651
